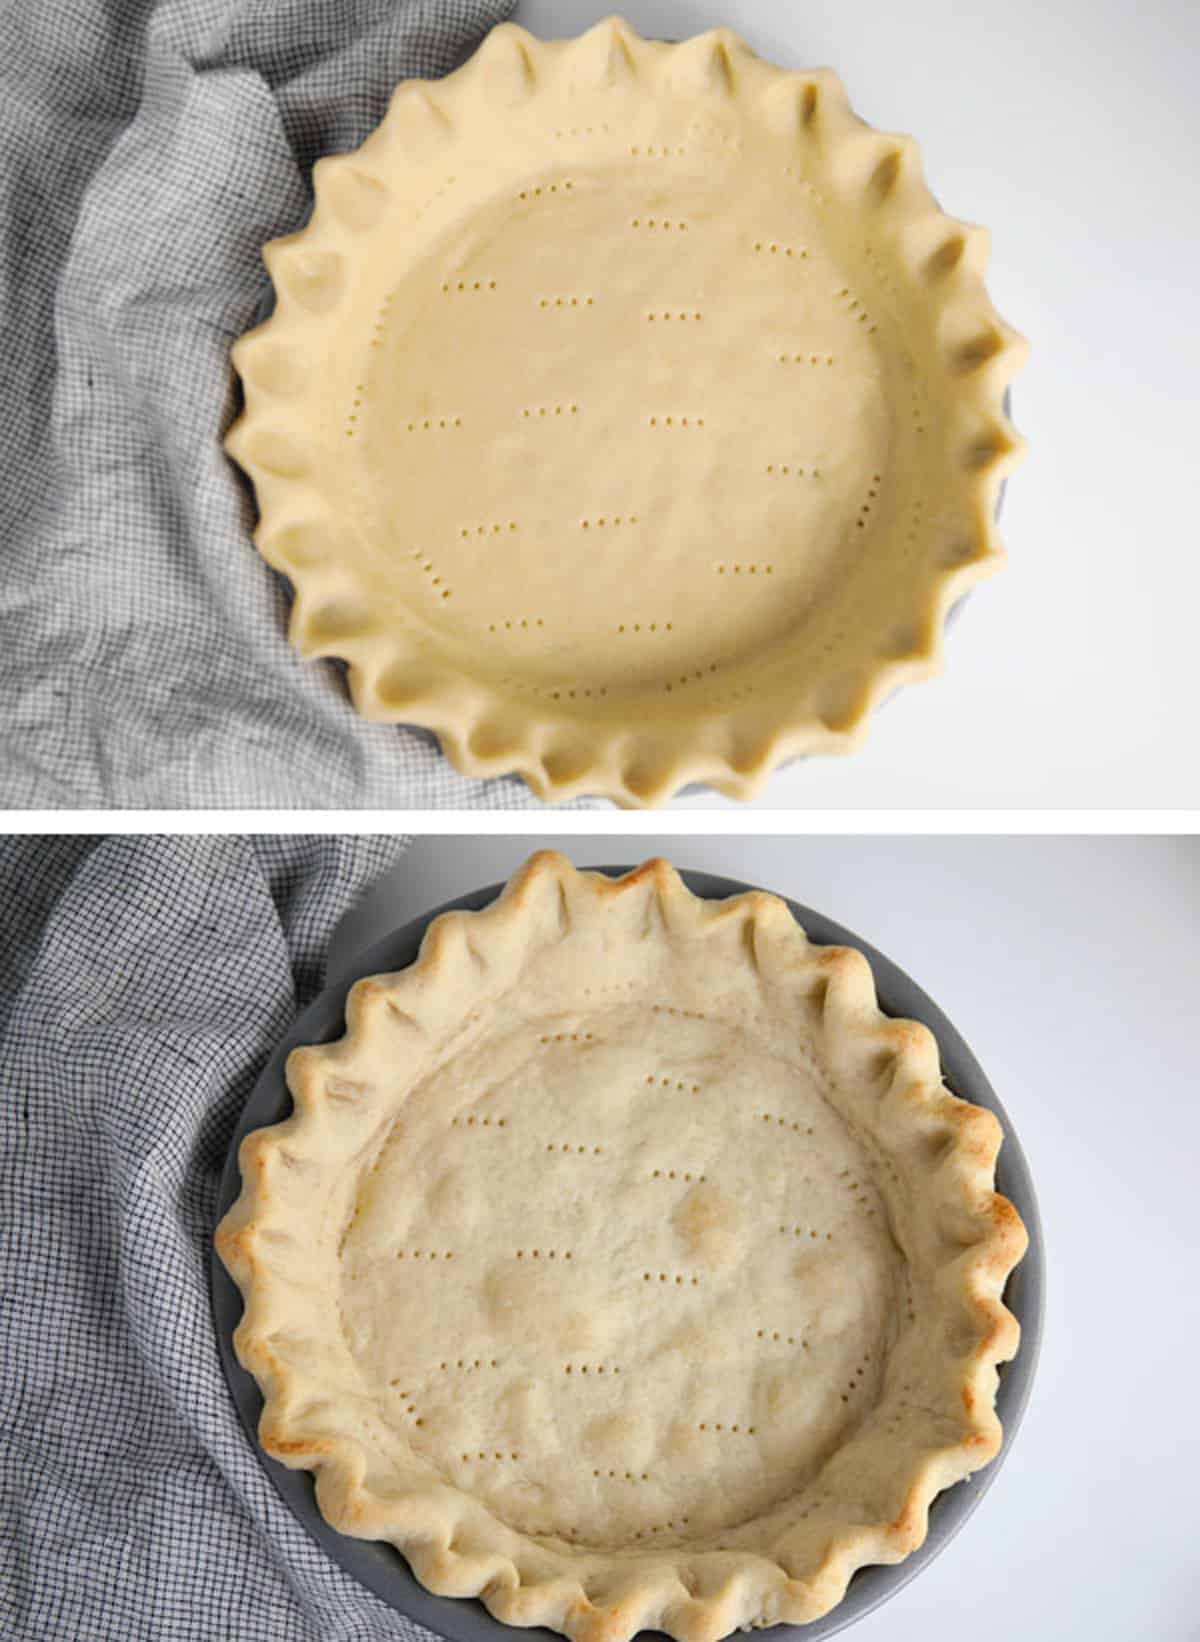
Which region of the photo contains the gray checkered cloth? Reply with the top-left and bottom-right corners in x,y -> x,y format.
0,0 -> 558,810
0,833 -> 459,1640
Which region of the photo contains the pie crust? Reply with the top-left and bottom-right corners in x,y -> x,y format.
217,854 -> 1027,1641
225,19 -> 1027,807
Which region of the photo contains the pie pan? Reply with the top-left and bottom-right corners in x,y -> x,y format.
210,866 -> 1043,1641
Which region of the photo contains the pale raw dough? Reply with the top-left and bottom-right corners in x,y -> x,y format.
227,20 -> 1027,806
352,167 -> 893,706
218,855 -> 1027,1642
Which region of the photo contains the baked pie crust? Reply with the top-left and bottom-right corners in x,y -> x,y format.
217,854 -> 1026,1641
225,19 -> 1027,807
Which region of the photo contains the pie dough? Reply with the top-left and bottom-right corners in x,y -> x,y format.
217,854 -> 1027,1641
225,19 -> 1027,807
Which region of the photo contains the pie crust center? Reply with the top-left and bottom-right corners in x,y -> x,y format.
349,162 -> 893,701
338,1001 -> 903,1550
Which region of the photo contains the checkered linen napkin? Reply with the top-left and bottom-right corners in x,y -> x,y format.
0,0 -> 553,810
0,833 -> 454,1640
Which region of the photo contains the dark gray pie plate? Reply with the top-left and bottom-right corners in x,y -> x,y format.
211,867 -> 1044,1640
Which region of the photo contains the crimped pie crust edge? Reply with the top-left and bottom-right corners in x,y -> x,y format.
216,855 -> 1027,1642
225,20 -> 1028,808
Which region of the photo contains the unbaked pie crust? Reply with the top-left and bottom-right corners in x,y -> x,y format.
225,19 -> 1027,807
217,854 -> 1026,1641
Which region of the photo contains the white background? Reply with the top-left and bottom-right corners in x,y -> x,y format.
333,835 -> 1200,1640
505,0 -> 1200,811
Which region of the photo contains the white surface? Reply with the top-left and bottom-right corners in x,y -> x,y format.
504,0 -> 1200,811
334,835 -> 1200,1641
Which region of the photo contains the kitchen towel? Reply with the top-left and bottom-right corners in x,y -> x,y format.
0,0 -> 553,809
0,832 -> 453,1640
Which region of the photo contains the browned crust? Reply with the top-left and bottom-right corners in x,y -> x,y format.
215,851 -> 1027,1641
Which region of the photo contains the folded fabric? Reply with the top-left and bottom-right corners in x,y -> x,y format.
0,0 -> 550,809
0,833 -> 445,1640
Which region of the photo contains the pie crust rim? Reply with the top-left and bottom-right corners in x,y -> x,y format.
224,18 -> 1028,808
215,854 -> 1028,1642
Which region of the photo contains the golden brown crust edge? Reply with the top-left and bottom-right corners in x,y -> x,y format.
224,20 -> 1029,808
215,853 -> 1027,1641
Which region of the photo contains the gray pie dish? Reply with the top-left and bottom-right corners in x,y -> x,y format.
211,866 -> 1044,1641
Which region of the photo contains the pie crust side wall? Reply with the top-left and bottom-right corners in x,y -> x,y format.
216,855 -> 1028,1642
225,19 -> 1028,808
